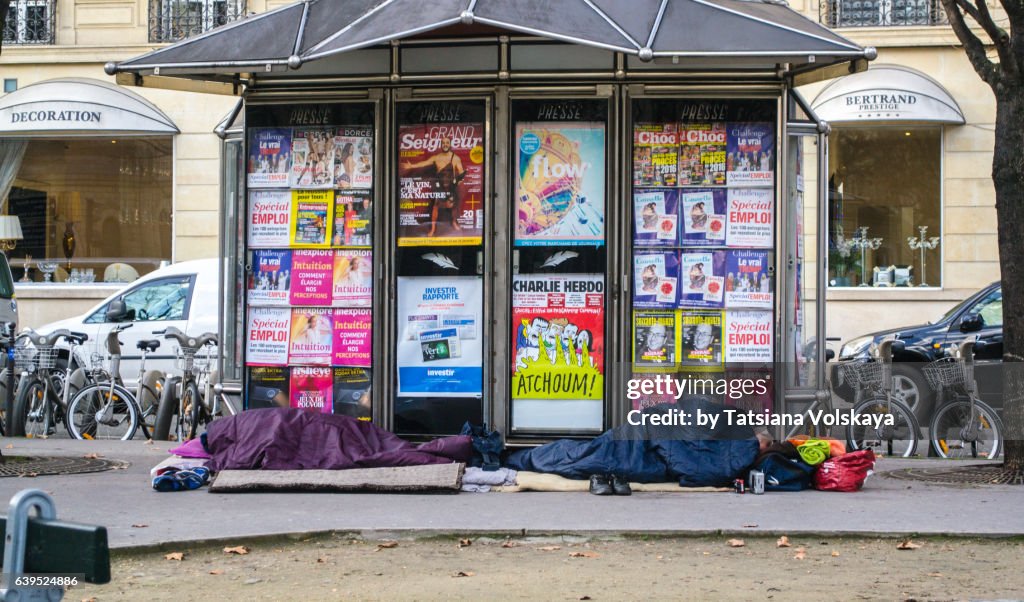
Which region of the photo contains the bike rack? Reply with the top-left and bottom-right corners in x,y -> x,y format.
1,489 -> 62,601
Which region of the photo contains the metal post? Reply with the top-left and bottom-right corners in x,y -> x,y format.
2,489 -> 63,601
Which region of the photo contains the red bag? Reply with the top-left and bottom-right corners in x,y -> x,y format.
812,449 -> 875,492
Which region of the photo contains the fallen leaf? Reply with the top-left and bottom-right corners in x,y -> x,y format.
777,536 -> 791,548
656,555 -> 664,560
83,453 -> 102,460
579,597 -> 592,600
831,551 -> 840,557
793,547 -> 806,560
501,540 -> 518,548
452,571 -> 475,578
376,542 -> 398,551
131,524 -> 149,529
4,444 -> 12,449
81,598 -> 97,602
145,439 -> 155,445
897,540 -> 922,550
742,523 -> 758,528
458,539 -> 472,548
209,569 -> 224,575
727,539 -> 745,548
164,552 -> 185,561
927,572 -> 943,578
536,546 -> 562,552
223,546 -> 249,555
316,557 -> 326,564
568,551 -> 601,558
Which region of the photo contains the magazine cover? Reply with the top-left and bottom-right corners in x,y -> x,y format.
726,187 -> 773,247
247,128 -> 291,188
678,123 -> 727,186
333,127 -> 374,189
332,367 -> 372,420
679,250 -> 728,308
246,366 -> 289,410
633,189 -> 679,248
290,366 -> 333,413
633,310 -> 680,369
332,308 -> 372,367
289,190 -> 334,247
396,276 -> 483,396
511,275 -> 605,403
332,249 -> 373,307
514,122 -> 606,246
247,249 -> 292,306
332,191 -> 372,248
727,123 -> 774,187
725,250 -> 773,309
633,123 -> 678,187
680,189 -> 727,247
247,190 -> 291,247
632,250 -> 679,309
289,249 -> 334,306
290,128 -> 336,189
245,306 -> 291,366
397,122 -> 484,246
680,310 -> 724,367
724,310 -> 773,362
288,307 -> 334,365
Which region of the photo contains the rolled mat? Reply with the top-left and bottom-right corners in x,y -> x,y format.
796,440 -> 831,466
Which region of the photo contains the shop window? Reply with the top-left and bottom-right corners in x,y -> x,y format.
149,0 -> 247,43
827,126 -> 942,287
820,0 -> 948,27
7,138 -> 173,283
2,0 -> 56,45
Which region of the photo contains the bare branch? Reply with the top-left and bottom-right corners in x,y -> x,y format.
941,0 -> 1003,87
998,0 -> 1024,32
974,0 -> 1019,77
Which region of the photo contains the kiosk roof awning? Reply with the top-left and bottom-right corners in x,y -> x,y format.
109,0 -> 869,82
0,77 -> 179,137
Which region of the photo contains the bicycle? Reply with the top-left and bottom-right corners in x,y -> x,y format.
11,328 -> 92,439
923,337 -> 1004,459
65,324 -> 164,440
843,337 -> 922,458
152,327 -> 218,442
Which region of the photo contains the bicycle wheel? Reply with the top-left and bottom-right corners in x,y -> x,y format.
136,371 -> 165,440
13,378 -> 52,439
66,383 -> 139,441
929,398 -> 1003,459
153,376 -> 181,441
181,380 -> 202,441
847,396 -> 921,458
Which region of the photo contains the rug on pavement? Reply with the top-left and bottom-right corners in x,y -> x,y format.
209,462 -> 464,493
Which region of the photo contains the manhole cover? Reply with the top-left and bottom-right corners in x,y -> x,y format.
882,464 -> 1024,486
0,455 -> 129,477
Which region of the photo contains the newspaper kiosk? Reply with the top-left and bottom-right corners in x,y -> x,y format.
109,0 -> 873,440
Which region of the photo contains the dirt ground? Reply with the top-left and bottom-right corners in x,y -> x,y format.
74,534 -> 1024,601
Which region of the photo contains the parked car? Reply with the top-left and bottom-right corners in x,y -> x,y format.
34,258 -> 219,385
834,281 -> 1003,420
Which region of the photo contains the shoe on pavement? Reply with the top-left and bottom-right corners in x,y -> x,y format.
589,474 -> 613,496
610,474 -> 632,496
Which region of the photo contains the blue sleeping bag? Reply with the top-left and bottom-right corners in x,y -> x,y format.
507,396 -> 760,487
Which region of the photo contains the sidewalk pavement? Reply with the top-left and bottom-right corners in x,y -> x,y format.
1,437 -> 1021,551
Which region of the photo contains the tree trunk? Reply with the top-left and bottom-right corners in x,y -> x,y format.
993,83 -> 1024,473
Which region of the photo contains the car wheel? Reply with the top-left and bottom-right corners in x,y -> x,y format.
891,363 -> 933,422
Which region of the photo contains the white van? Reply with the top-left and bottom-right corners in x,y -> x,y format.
36,258 -> 219,383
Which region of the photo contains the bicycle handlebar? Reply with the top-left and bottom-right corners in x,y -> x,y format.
153,327 -> 219,350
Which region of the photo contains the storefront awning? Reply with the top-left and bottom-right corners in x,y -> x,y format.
0,77 -> 179,137
811,64 -> 965,125
108,0 -> 869,82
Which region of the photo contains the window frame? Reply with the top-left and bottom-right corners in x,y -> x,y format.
2,0 -> 55,45
826,123 -> 945,290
